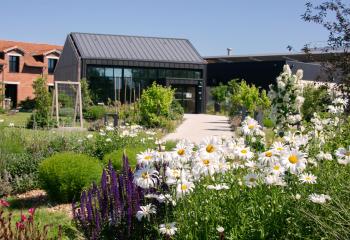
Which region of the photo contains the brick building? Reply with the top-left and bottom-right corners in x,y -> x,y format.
0,40 -> 62,108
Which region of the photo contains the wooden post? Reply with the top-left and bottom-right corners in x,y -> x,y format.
55,82 -> 59,126
78,83 -> 83,128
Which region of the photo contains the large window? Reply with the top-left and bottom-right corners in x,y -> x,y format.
48,58 -> 58,74
86,66 -> 202,104
9,56 -> 19,73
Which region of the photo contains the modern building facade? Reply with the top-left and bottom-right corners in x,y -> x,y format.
0,40 -> 62,107
55,32 -> 207,113
205,52 -> 331,90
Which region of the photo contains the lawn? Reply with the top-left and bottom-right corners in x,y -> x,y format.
0,112 -> 31,127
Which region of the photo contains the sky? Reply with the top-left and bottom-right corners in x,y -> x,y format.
1,0 -> 330,56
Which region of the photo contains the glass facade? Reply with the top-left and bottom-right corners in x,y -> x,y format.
86,65 -> 202,104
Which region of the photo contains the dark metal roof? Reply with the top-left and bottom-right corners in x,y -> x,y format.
204,50 -> 345,63
70,32 -> 205,64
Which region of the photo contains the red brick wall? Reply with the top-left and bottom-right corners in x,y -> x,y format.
3,53 -> 56,105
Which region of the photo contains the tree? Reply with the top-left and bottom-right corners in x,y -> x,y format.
80,78 -> 93,110
302,0 -> 350,85
27,77 -> 52,128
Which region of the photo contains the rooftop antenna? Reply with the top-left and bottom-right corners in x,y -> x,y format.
227,48 -> 232,56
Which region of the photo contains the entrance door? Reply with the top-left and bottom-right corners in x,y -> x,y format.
5,84 -> 17,108
174,85 -> 196,113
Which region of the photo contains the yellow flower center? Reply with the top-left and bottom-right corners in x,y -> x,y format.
144,155 -> 152,161
202,159 -> 210,166
273,165 -> 280,170
248,124 -> 255,129
141,172 -> 149,179
206,144 -> 215,153
172,170 -> 180,178
249,177 -> 256,182
181,184 -> 188,191
241,149 -> 247,154
265,151 -> 272,157
277,147 -> 283,151
177,149 -> 185,156
305,176 -> 311,181
288,154 -> 299,164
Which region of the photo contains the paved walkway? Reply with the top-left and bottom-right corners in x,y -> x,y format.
162,114 -> 233,144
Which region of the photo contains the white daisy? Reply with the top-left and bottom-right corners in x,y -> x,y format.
133,166 -> 159,189
309,193 -> 331,204
176,180 -> 195,198
335,147 -> 350,165
299,173 -> 317,184
241,116 -> 260,136
259,150 -> 278,165
244,173 -> 259,188
269,162 -> 285,175
192,152 -> 219,176
207,183 -> 229,190
136,204 -> 156,221
271,142 -> 287,155
159,222 -> 177,236
281,149 -> 307,174
199,137 -> 221,155
265,174 -> 286,186
137,149 -> 156,165
236,146 -> 254,160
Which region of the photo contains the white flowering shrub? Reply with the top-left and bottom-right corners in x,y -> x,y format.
268,64 -> 304,132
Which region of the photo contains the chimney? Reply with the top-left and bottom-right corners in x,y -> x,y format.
227,48 -> 232,56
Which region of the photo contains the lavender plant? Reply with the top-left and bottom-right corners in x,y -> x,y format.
73,155 -> 155,240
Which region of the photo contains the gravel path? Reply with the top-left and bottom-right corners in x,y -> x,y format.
162,114 -> 233,144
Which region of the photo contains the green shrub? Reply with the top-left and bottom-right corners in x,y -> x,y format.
84,105 -> 106,120
263,117 -> 275,128
302,85 -> 332,121
27,77 -> 52,128
59,107 -> 75,117
170,100 -> 184,120
139,82 -> 174,127
38,152 -> 103,202
58,93 -> 74,108
211,83 -> 228,103
103,146 -> 147,171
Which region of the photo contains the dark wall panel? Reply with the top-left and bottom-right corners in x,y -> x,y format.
54,36 -> 80,82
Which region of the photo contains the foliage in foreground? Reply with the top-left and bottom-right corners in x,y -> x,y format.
38,152 -> 103,202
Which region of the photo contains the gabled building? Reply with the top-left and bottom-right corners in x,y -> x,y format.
0,40 -> 62,107
55,32 -> 207,113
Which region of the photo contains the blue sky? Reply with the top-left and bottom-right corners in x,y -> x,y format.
1,0 -> 329,56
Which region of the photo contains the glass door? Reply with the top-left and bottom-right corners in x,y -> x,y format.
174,85 -> 196,113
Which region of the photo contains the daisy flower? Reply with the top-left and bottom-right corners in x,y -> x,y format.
137,149 -> 156,165
176,180 -> 195,198
236,146 -> 254,160
200,137 -> 221,155
269,162 -> 285,175
299,173 -> 317,184
281,149 -> 307,174
309,193 -> 331,204
271,142 -> 287,155
136,204 -> 156,221
133,166 -> 159,189
192,153 -> 219,176
335,147 -> 350,165
259,150 -> 278,165
265,174 -> 286,186
241,116 -> 260,136
159,222 -> 177,236
244,173 -> 259,188
207,183 -> 229,190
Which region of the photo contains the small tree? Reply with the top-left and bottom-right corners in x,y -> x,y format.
139,82 -> 174,127
229,80 -> 271,117
80,78 -> 93,110
211,83 -> 228,113
27,77 -> 52,128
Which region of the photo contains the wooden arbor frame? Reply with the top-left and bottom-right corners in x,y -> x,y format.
52,81 -> 83,128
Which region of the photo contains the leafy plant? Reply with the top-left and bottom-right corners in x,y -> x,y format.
139,82 -> 174,127
83,105 -> 106,121
27,77 -> 52,128
229,80 -> 270,116
80,78 -> 93,110
301,84 -> 332,121
38,152 -> 103,202
211,83 -> 228,103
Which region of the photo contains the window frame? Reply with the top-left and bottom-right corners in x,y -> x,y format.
9,55 -> 20,73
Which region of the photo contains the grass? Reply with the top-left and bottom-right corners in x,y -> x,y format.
0,112 -> 31,127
